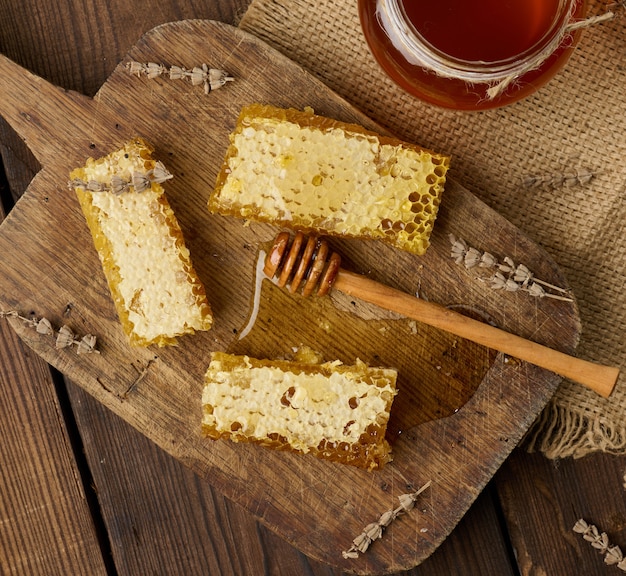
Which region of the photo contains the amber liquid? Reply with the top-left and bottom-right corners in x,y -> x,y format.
359,0 -> 586,110
405,0 -> 563,62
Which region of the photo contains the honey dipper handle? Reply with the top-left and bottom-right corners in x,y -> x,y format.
334,270 -> 619,398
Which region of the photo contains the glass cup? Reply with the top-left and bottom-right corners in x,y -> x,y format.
358,0 -> 587,110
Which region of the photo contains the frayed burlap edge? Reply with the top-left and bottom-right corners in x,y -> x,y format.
525,394 -> 626,458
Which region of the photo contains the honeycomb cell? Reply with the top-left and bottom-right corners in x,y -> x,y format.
202,352 -> 398,471
209,104 -> 450,255
71,138 -> 213,346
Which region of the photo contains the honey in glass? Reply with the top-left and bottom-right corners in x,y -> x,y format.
358,0 -> 587,110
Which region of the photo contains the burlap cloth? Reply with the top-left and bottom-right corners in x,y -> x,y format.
238,1 -> 625,459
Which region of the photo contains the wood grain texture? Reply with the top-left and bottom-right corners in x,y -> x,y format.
0,0 -> 251,199
331,269 -> 615,396
67,381 -> 337,576
0,206 -> 107,576
67,381 -> 519,576
0,0 -> 250,97
0,19 -> 580,574
2,3 -> 625,576
495,450 -> 626,576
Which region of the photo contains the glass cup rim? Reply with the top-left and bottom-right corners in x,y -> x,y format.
375,0 -> 575,82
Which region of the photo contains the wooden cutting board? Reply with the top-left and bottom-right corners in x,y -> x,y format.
0,20 -> 579,575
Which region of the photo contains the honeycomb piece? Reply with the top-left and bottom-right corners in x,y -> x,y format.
209,104 -> 450,255
202,351 -> 398,471
70,137 -> 213,346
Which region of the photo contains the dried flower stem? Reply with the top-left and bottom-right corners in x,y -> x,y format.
449,235 -> 573,302
68,162 -> 173,195
127,61 -> 234,94
573,519 -> 626,571
342,480 -> 431,559
522,167 -> 596,189
1,310 -> 99,354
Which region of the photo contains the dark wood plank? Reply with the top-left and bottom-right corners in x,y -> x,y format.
415,484 -> 517,576
0,0 -> 251,197
67,381 -> 335,576
0,0 -> 251,96
0,201 -> 108,575
67,379 -> 518,575
496,448 -> 626,576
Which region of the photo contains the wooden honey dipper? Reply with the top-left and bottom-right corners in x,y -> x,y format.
264,231 -> 620,398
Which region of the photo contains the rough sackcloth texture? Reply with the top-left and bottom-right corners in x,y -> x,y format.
238,1 -> 626,459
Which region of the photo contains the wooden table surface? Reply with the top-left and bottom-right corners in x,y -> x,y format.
1,1 -> 625,574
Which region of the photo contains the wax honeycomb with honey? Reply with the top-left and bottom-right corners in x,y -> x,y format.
208,104 -> 449,255
70,138 -> 213,346
202,351 -> 398,470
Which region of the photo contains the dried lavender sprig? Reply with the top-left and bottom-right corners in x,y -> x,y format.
522,167 -> 596,189
342,480 -> 431,559
1,310 -> 99,354
449,235 -> 573,302
573,519 -> 626,571
68,162 -> 173,195
127,61 -> 234,94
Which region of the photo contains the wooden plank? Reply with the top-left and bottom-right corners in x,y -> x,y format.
415,484 -> 516,576
0,0 -> 252,97
66,381 -> 325,575
0,0 -> 252,196
496,448 -> 626,576
0,17 -> 578,574
67,380 -> 518,575
0,202 -> 107,575
4,1 -> 617,574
